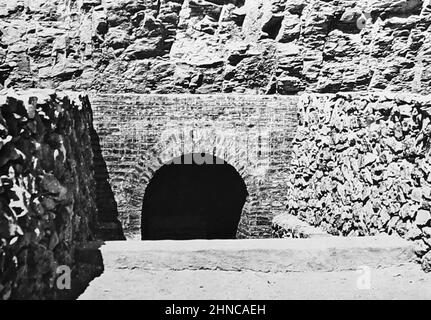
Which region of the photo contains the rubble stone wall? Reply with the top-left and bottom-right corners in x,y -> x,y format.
0,0 -> 430,95
286,92 -> 431,269
90,93 -> 297,239
0,90 -> 97,299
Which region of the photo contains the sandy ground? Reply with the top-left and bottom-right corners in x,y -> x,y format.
79,263 -> 431,300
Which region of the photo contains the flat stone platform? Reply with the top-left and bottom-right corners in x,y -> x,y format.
79,265 -> 431,300
76,236 -> 431,300
78,236 -> 415,273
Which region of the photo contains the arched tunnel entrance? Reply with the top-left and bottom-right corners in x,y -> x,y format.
141,153 -> 248,240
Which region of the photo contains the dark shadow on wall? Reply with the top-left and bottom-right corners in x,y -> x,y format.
88,110 -> 125,240
58,241 -> 105,300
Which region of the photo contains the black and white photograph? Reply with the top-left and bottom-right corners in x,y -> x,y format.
0,0 -> 431,308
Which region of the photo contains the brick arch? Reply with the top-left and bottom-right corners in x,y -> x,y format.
90,94 -> 298,240
122,128 -> 257,239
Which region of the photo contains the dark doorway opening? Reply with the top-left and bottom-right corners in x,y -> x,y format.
141,153 -> 248,240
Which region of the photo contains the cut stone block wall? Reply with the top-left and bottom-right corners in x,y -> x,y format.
0,90 -> 97,299
286,92 -> 431,269
90,94 -> 297,239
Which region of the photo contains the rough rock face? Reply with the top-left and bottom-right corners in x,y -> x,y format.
285,92 -> 431,271
0,0 -> 430,94
0,90 -> 97,299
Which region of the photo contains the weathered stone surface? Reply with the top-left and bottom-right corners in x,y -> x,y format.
423,250 -> 431,272
0,0 -> 430,94
416,209 -> 431,225
0,90 -> 97,300
272,213 -> 331,238
285,92 -> 431,264
0,0 -> 430,297
76,236 -> 416,273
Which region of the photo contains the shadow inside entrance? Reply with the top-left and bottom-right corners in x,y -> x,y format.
141,153 -> 248,240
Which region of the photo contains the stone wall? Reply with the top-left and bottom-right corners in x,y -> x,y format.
0,0 -> 430,273
0,90 -> 97,299
0,0 -> 430,94
286,92 -> 431,270
90,94 -> 297,239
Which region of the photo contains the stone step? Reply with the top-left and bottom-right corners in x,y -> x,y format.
77,236 -> 416,273
272,213 -> 331,238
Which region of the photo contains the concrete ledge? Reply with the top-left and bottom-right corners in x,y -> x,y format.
78,236 -> 416,273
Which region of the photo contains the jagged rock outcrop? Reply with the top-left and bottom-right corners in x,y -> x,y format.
0,90 -> 97,299
0,0 -> 430,94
